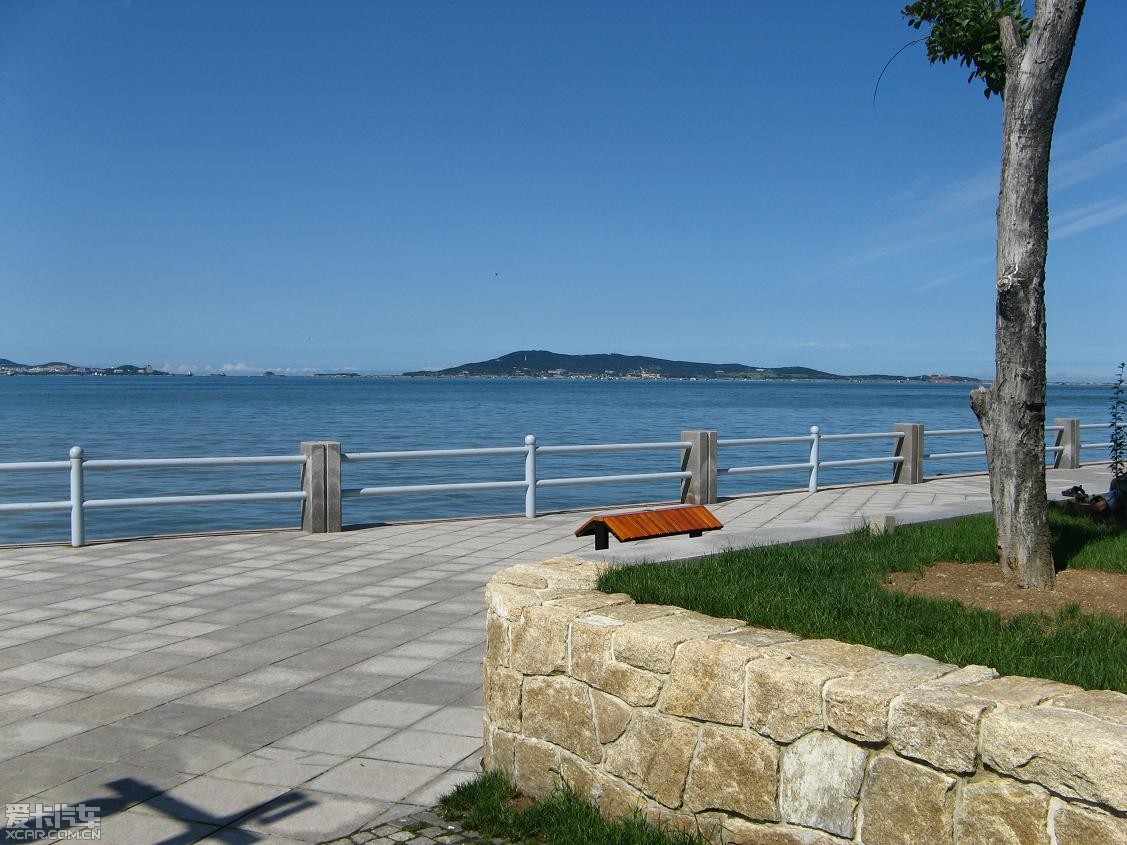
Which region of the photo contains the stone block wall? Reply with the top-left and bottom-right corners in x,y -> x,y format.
482,557 -> 1127,845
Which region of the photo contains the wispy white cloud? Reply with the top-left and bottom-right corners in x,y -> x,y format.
1051,197 -> 1127,239
841,97 -> 1127,274
914,270 -> 967,293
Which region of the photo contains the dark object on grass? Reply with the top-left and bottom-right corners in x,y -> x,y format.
1061,484 -> 1087,499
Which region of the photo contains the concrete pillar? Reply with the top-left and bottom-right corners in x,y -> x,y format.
681,430 -> 717,505
1054,418 -> 1081,469
893,423 -> 924,484
301,441 -> 342,533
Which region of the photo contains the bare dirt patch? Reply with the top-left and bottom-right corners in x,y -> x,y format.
886,561 -> 1127,621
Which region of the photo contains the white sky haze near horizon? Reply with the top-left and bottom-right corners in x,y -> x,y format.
1,1 -> 1123,379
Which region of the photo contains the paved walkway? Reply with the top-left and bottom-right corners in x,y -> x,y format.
0,467 -> 1109,844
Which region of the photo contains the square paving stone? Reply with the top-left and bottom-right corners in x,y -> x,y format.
375,678 -> 478,706
208,747 -> 345,787
125,735 -> 261,775
177,682 -> 284,710
332,700 -> 439,729
361,730 -> 482,768
404,769 -> 478,807
0,718 -> 93,753
95,808 -> 218,845
306,758 -> 446,802
137,775 -> 290,826
117,703 -> 235,735
229,788 -> 392,842
411,707 -> 484,738
274,721 -> 395,756
40,724 -> 172,762
31,762 -> 194,811
0,751 -> 103,803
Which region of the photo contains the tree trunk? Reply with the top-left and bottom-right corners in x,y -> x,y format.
971,1 -> 1084,589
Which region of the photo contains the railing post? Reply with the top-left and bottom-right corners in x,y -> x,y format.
69,446 -> 85,547
324,441 -> 342,532
680,430 -> 717,505
300,441 -> 342,533
1054,418 -> 1080,469
524,435 -> 537,518
893,423 -> 925,484
808,426 -> 820,493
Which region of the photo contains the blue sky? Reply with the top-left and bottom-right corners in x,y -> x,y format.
1,1 -> 1123,379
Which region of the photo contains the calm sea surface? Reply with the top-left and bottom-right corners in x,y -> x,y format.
0,376 -> 1112,544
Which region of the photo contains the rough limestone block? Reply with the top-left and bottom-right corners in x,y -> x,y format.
1046,689 -> 1127,725
659,638 -> 758,725
778,730 -> 867,838
486,581 -> 544,621
953,778 -> 1049,845
559,752 -> 598,802
683,724 -> 780,822
485,609 -> 511,669
521,676 -> 601,764
569,616 -> 664,706
960,675 -> 1081,707
712,626 -> 801,647
823,655 -> 955,743
888,687 -> 994,773
859,753 -> 956,845
1051,797 -> 1127,845
510,604 -> 583,675
775,639 -> 892,672
493,565 -> 550,589
486,726 -> 516,779
722,819 -> 848,845
919,664 -> 998,689
980,706 -> 1127,812
604,710 -> 697,809
746,654 -> 849,743
543,590 -> 633,612
591,690 -> 632,744
483,665 -> 522,732
513,737 -> 560,799
513,557 -> 603,590
644,806 -> 725,843
596,603 -> 684,623
561,753 -> 649,823
612,612 -> 744,673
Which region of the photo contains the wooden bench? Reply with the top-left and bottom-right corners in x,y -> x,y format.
574,504 -> 723,550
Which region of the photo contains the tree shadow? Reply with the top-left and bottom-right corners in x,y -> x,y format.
1049,504 -> 1124,571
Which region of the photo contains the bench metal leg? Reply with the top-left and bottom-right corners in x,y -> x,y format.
594,525 -> 610,550
689,530 -> 702,538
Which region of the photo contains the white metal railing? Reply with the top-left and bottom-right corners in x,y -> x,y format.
1,418 -> 1117,546
0,448 -> 307,547
342,436 -> 692,519
718,427 -> 905,493
1079,422 -> 1118,452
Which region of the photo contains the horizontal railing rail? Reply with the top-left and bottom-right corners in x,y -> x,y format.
0,418 -> 1117,546
718,427 -> 905,492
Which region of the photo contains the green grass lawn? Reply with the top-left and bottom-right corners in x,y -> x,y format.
440,771 -> 706,845
597,510 -> 1127,692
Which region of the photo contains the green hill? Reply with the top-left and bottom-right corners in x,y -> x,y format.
404,350 -> 979,382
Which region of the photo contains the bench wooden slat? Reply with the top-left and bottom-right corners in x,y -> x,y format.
575,504 -> 723,549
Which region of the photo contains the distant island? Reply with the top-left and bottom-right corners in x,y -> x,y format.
404,350 -> 980,383
0,358 -> 172,377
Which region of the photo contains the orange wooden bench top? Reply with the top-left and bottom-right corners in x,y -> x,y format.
575,504 -> 723,545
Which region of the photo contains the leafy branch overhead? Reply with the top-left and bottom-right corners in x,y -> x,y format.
903,0 -> 1032,97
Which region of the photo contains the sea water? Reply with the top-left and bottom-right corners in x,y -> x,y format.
0,376 -> 1112,544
